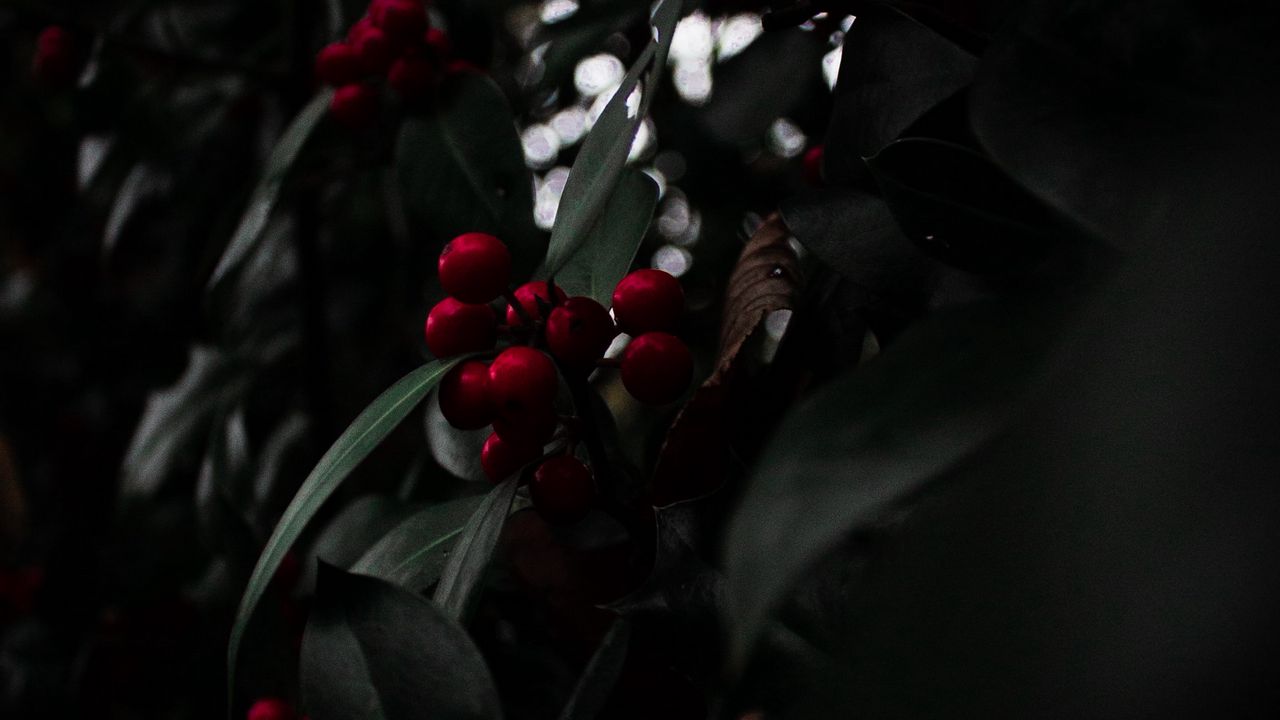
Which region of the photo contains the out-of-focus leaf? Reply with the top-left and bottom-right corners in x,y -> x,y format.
195,407 -> 253,554
228,358 -> 461,706
724,297 -> 1067,669
824,5 -> 977,187
250,413 -> 310,523
424,391 -> 488,483
865,138 -> 1065,274
349,495 -> 486,591
699,28 -> 825,144
396,74 -> 540,272
557,619 -> 632,720
301,565 -> 503,720
207,91 -> 330,291
103,163 -> 171,256
431,477 -> 519,622
122,347 -> 252,499
653,215 -> 800,506
553,169 -> 658,305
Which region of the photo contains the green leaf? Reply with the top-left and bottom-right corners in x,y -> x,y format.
395,74 -> 540,273
349,495 -> 487,591
557,619 -> 632,720
301,495 -> 414,587
553,168 -> 658,305
423,391 -> 488,483
301,565 -> 503,720
207,91 -> 330,291
431,476 -> 519,621
723,299 -> 1066,669
227,358 -> 460,706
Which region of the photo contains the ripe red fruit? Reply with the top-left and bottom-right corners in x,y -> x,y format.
492,407 -> 558,447
439,361 -> 495,430
329,84 -> 379,129
488,347 -> 558,419
530,456 -> 594,524
546,296 -> 616,370
349,19 -> 393,74
388,55 -> 436,102
373,0 -> 428,44
438,233 -> 511,304
803,144 -> 825,186
247,698 -> 295,720
481,432 -> 542,483
424,297 -> 496,358
620,332 -> 693,405
424,28 -> 452,60
611,269 -> 684,335
506,281 -> 567,326
315,42 -> 360,86
32,26 -> 80,88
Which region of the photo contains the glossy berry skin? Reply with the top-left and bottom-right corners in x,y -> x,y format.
546,297 -> 616,371
803,145 -> 825,186
349,19 -> 393,74
620,332 -> 693,405
247,698 -> 295,720
439,361 -> 495,430
611,269 -> 683,335
388,55 -> 436,102
315,42 -> 360,86
424,297 -> 496,358
506,281 -> 567,326
481,432 -> 541,483
373,0 -> 428,44
329,84 -> 379,129
488,347 -> 558,419
530,456 -> 594,524
32,26 -> 79,88
492,407 -> 557,447
438,233 -> 511,303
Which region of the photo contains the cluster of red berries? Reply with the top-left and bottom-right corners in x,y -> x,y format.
315,0 -> 460,128
424,233 -> 693,523
31,26 -> 83,89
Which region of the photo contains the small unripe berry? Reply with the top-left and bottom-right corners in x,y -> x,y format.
32,26 -> 80,88
620,332 -> 693,405
488,347 -> 558,419
424,297 -> 496,358
315,42 -> 360,86
388,55 -> 436,103
481,432 -> 541,483
439,361 -> 495,430
530,456 -> 594,524
349,19 -> 394,74
546,297 -> 616,371
506,281 -> 567,326
492,407 -> 557,447
803,145 -> 825,186
247,698 -> 295,720
373,0 -> 428,44
438,233 -> 511,303
329,84 -> 379,129
611,269 -> 683,335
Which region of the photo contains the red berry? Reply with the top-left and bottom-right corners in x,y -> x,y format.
329,84 -> 379,129
445,59 -> 482,77
315,42 -> 360,86
546,297 -> 616,371
620,332 -> 693,405
611,269 -> 684,335
424,28 -> 452,60
373,0 -> 428,44
438,233 -> 511,304
439,361 -> 495,430
32,26 -> 80,88
488,347 -> 558,419
481,432 -> 542,483
506,281 -> 567,326
349,19 -> 394,74
530,456 -> 594,524
492,407 -> 558,447
803,145 -> 825,186
388,55 -> 436,102
424,297 -> 496,358
247,698 -> 295,720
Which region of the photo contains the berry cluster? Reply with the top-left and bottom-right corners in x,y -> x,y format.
315,0 -> 459,128
424,234 -> 693,523
31,26 -> 83,89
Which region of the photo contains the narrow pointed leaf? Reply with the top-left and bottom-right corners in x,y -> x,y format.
553,169 -> 658,305
432,476 -> 519,621
349,495 -> 487,591
557,619 -> 632,720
